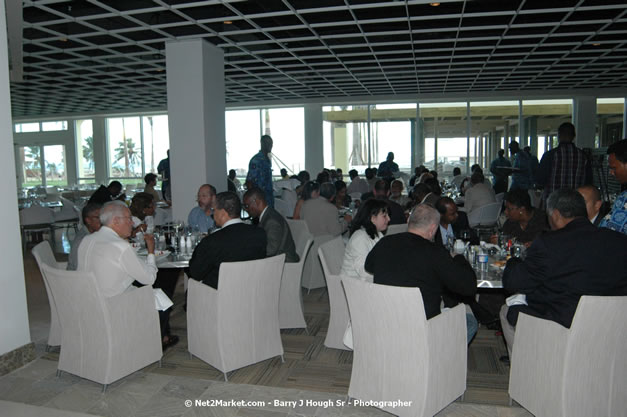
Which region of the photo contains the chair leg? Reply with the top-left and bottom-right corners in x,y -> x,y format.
45,344 -> 50,352
158,359 -> 162,368
189,352 -> 193,360
102,384 -> 108,394
508,396 -> 513,407
223,372 -> 228,382
56,369 -> 62,378
280,354 -> 285,363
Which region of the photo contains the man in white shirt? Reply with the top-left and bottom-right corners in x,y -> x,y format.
78,201 -> 177,349
464,170 -> 497,215
346,169 -> 369,195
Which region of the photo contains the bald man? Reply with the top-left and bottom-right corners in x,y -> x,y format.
577,185 -> 605,227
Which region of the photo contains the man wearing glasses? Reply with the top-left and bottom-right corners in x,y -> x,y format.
188,184 -> 216,234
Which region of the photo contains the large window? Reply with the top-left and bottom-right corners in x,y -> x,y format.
421,102 -> 467,175
76,119 -> 95,183
106,117 -> 143,181
226,107 -> 305,180
370,103 -> 414,172
44,145 -> 67,186
522,99 -> 572,159
597,98 -> 624,148
323,105 -> 369,175
15,120 -> 68,133
17,144 -> 67,187
142,115 -> 169,175
18,145 -> 41,186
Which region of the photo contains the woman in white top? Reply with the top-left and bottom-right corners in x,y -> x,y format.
129,192 -> 156,237
341,199 -> 390,282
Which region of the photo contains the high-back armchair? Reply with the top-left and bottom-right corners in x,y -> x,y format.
318,237 -> 350,350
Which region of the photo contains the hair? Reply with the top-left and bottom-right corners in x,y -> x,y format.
505,188 -> 532,211
349,169 -> 358,179
523,146 -> 531,153
434,196 -> 455,215
243,187 -> 266,204
319,182 -> 336,200
335,180 -> 347,192
470,170 -> 485,185
365,168 -> 374,179
408,203 -> 440,230
261,134 -> 273,146
349,199 -> 388,238
509,140 -> 520,152
144,173 -> 157,184
229,169 -> 236,177
558,122 -> 576,142
578,184 -> 601,202
280,168 -> 288,176
215,191 -> 241,218
607,139 -> 627,163
453,167 -> 461,176
391,179 -> 403,190
107,180 -> 122,195
81,203 -> 102,224
498,149 -> 505,157
297,170 -> 310,183
374,179 -> 390,193
336,168 -> 343,174
424,177 -> 441,195
429,170 -> 438,180
546,188 -> 587,219
130,192 -> 155,220
199,183 -> 217,196
470,164 -> 481,173
100,200 -> 128,226
316,170 -> 330,184
302,181 -> 320,200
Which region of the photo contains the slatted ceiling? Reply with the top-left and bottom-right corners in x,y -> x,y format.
11,0 -> 627,118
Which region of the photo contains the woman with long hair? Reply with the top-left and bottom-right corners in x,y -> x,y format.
340,199 -> 390,282
129,192 -> 155,237
292,181 -> 320,219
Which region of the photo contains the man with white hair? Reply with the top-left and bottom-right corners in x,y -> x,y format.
78,201 -> 178,349
365,204 -> 478,343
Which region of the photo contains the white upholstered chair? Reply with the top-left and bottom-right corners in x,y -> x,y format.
467,202 -> 501,228
279,231 -> 313,329
274,198 -> 291,218
19,204 -> 55,252
41,264 -> 162,391
31,241 -> 67,350
342,278 -> 467,417
508,296 -> 627,417
385,223 -> 408,235
287,219 -> 329,291
318,237 -> 351,350
187,255 -> 286,380
286,219 -> 309,247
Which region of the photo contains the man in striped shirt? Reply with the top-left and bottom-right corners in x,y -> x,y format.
536,122 -> 592,201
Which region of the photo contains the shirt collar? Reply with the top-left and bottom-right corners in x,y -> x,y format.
259,206 -> 269,222
222,218 -> 243,229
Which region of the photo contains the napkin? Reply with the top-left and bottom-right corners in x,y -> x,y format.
154,288 -> 174,311
506,293 -> 528,307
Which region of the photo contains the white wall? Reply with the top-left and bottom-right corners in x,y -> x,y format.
0,0 -> 31,355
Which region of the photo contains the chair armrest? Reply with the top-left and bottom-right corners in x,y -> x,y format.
508,313 -> 570,412
187,279 -> 219,352
57,261 -> 68,269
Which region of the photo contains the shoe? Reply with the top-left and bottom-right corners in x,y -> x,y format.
499,355 -> 510,365
162,334 -> 179,351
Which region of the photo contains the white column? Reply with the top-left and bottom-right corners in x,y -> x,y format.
0,0 -> 31,356
166,39 -> 226,221
304,104 -> 323,176
92,117 -> 107,184
573,97 -> 596,149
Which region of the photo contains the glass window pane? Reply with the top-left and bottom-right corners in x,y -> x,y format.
522,99 -> 573,160
44,145 -> 67,186
142,115 -> 169,175
226,109 -> 261,180
597,98 -> 624,148
20,146 -> 42,187
261,107 -> 305,178
107,117 -> 143,178
15,122 -> 40,133
76,119 -> 95,180
421,102 -> 467,175
371,104 -> 415,174
41,121 -> 68,131
323,105 -> 369,175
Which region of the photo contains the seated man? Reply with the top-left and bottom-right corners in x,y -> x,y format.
500,189 -> 627,357
301,182 -> 351,237
600,139 -> 627,234
390,179 -> 411,208
346,169 -> 369,195
143,173 -> 163,204
365,204 -> 478,343
243,187 -> 299,263
463,170 -> 496,215
77,201 -> 177,348
188,184 -> 216,233
67,203 -> 102,271
189,192 -> 267,289
372,179 -> 406,224
577,184 -> 607,226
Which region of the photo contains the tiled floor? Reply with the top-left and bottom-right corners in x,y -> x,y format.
1,238 -> 533,417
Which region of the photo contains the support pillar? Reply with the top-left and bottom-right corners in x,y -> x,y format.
573,97 -> 596,149
304,104 -> 324,176
166,38 -> 226,220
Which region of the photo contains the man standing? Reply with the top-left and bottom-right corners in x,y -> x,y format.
365,204 -> 478,343
346,169 -> 369,195
301,182 -> 351,237
577,185 -> 606,226
499,189 -> 627,356
508,141 -> 534,191
67,203 -> 101,271
188,184 -> 216,234
88,180 -> 123,205
490,149 -> 511,194
377,152 -> 399,179
535,122 -> 592,200
246,135 -> 274,207
243,187 -> 299,263
189,192 -> 266,289
600,139 -> 627,234
157,150 -> 170,201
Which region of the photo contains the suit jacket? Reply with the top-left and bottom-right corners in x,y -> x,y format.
189,222 -> 267,289
260,206 -> 299,263
365,232 -> 477,320
503,217 -> 627,328
300,197 -> 347,237
433,211 -> 478,247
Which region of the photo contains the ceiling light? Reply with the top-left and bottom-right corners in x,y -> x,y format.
224,20 -> 233,24
59,37 -> 68,42
592,43 -> 601,46
430,2 -> 440,6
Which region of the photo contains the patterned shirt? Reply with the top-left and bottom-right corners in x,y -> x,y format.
536,142 -> 591,195
600,190 -> 627,235
246,151 -> 274,207
510,151 -> 534,190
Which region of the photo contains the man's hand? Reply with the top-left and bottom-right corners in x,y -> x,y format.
144,233 -> 155,254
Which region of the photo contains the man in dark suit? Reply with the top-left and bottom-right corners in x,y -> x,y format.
189,191 -> 267,289
577,184 -> 608,227
433,197 -> 478,247
243,187 -> 299,263
365,203 -> 478,343
500,188 -> 627,356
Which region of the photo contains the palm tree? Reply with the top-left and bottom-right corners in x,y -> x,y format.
114,138 -> 141,176
82,136 -> 94,169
